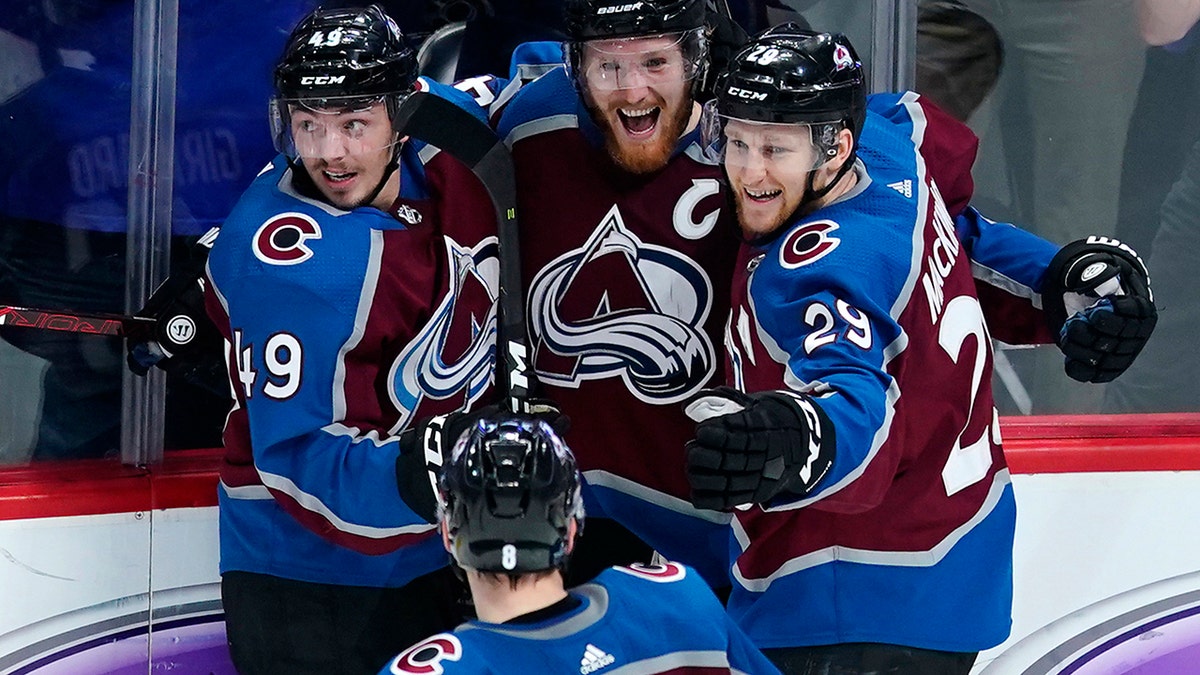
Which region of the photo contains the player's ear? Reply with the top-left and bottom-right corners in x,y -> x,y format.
832,127 -> 854,169
565,518 -> 580,554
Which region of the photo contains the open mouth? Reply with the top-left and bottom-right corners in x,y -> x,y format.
322,169 -> 356,185
744,187 -> 782,203
617,106 -> 661,136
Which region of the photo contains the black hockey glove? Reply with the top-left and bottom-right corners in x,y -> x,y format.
683,386 -> 835,512
396,399 -> 569,523
1043,236 -> 1157,383
126,276 -> 227,396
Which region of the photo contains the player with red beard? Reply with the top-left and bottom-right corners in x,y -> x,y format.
492,0 -> 739,587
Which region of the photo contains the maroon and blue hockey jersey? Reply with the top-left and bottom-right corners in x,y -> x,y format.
495,67 -> 740,584
721,92 -> 1060,652
205,80 -> 499,588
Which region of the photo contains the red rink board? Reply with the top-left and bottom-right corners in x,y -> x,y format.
2,414 -> 1199,520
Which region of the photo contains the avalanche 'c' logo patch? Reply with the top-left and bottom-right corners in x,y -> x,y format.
614,561 -> 687,583
780,220 -> 840,269
252,212 -> 322,265
388,634 -> 462,674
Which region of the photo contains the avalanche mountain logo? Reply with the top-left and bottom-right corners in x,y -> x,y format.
388,236 -> 499,430
527,205 -> 716,404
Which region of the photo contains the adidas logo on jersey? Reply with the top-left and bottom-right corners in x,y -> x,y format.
888,180 -> 913,198
580,644 -> 615,674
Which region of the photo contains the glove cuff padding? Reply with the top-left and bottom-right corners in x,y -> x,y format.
685,387 -> 836,510
1043,236 -> 1152,335
769,391 -> 836,499
1043,236 -> 1157,383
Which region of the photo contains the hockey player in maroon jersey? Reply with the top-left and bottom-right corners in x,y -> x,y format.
205,6 -> 506,673
493,0 -> 740,587
380,417 -> 782,675
684,26 -> 1157,674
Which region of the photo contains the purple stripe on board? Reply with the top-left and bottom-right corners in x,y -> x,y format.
1061,604 -> 1200,675
12,616 -> 234,675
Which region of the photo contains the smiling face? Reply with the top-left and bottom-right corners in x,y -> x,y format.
579,33 -> 698,174
289,100 -> 399,210
722,118 -> 824,239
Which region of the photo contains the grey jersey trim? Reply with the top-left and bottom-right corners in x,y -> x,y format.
504,113 -> 579,148
418,142 -> 441,163
460,584 -> 610,639
608,650 -> 732,674
734,468 -> 1012,592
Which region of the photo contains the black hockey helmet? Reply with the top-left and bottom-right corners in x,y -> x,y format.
564,0 -> 707,40
711,24 -> 865,138
270,5 -> 417,157
274,4 -> 416,104
440,418 -> 584,574
563,0 -> 710,96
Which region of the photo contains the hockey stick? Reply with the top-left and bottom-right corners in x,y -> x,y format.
0,304 -> 155,338
392,88 -> 533,412
0,227 -> 218,347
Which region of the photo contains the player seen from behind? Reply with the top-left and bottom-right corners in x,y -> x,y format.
381,417 -> 782,675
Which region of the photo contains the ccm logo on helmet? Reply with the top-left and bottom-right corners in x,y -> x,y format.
253,212 -> 323,265
727,87 -> 767,101
299,75 -> 346,85
597,2 -> 643,14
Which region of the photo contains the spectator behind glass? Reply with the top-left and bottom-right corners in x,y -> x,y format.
914,0 -> 1004,124
1106,0 -> 1200,413
0,1 -> 319,460
956,0 -> 1149,414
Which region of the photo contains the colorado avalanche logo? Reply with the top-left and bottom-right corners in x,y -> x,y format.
388,634 -> 462,674
528,205 -> 715,404
615,561 -> 687,582
252,212 -> 322,265
388,236 -> 499,431
833,44 -> 854,71
780,220 -> 840,269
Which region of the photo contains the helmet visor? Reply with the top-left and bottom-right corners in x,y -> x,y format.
700,99 -> 833,173
572,29 -> 705,93
269,95 -> 401,160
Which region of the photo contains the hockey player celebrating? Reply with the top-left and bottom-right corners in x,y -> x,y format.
685,26 -> 1157,674
380,417 -> 782,675
493,0 -> 740,587
204,6 -> 503,674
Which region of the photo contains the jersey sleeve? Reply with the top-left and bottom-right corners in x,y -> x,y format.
750,250 -> 904,514
956,206 -> 1059,345
609,563 -> 783,675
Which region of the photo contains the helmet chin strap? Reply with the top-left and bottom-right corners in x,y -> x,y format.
357,137 -> 405,209
797,151 -> 855,214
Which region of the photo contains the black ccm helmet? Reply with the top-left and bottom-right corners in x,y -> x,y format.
440,418 -> 584,574
563,0 -> 710,94
270,4 -> 417,157
711,24 -> 866,147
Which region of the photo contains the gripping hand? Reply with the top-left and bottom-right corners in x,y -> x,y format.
396,399 -> 568,523
126,277 -> 226,396
1043,237 -> 1157,383
683,386 -> 834,511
